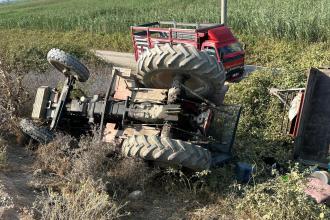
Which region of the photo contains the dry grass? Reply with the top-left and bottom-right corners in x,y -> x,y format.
0,138 -> 7,169
106,157 -> 160,197
0,54 -> 30,136
35,134 -> 76,176
34,178 -> 126,220
33,133 -> 162,218
33,135 -> 129,219
69,135 -> 116,181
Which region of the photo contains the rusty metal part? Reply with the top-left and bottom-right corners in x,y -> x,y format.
160,123 -> 172,138
195,109 -> 213,135
132,88 -> 167,103
167,75 -> 184,104
103,123 -> 160,143
180,83 -> 217,107
128,103 -> 181,122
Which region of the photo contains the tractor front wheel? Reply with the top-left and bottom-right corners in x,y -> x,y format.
19,119 -> 54,144
47,48 -> 90,82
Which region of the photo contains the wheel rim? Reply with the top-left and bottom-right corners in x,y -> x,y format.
143,70 -> 211,95
50,61 -> 69,73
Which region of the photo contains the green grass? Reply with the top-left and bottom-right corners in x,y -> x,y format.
1,1 -> 330,219
0,0 -> 329,71
0,0 -> 329,42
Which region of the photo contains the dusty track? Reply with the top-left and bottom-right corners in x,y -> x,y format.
0,141 -> 36,220
93,50 -> 264,77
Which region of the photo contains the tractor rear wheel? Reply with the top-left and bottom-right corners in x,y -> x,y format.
122,135 -> 211,171
137,43 -> 226,99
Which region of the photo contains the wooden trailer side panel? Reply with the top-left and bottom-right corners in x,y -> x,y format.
294,68 -> 330,168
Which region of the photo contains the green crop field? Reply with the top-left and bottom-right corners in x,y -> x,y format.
0,0 -> 329,71
0,0 -> 329,41
0,0 -> 330,219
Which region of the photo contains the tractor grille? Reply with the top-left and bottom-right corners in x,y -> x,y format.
223,54 -> 244,63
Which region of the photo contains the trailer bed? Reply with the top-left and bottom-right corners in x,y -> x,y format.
294,68 -> 330,167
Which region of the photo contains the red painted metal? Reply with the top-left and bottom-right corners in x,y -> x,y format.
130,21 -> 245,80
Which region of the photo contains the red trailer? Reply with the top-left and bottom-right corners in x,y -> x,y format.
131,21 -> 245,81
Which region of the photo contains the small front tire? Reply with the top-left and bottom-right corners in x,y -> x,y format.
19,119 -> 54,144
47,48 -> 90,82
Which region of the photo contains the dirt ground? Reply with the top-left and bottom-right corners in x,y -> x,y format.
0,140 -> 36,220
0,137 -> 203,220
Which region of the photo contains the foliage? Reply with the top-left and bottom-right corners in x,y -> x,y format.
34,178 -> 126,220
235,166 -> 330,220
0,0 -> 328,71
191,166 -> 330,220
0,138 -> 7,169
0,0 -> 329,42
1,0 -> 330,219
0,53 -> 29,135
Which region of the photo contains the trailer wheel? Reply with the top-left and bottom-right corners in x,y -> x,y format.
47,48 -> 90,82
19,119 -> 54,144
137,43 -> 225,99
122,135 -> 211,171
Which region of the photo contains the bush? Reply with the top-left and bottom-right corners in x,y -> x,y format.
235,167 -> 330,219
34,178 -> 126,220
69,135 -> 116,181
35,134 -> 76,176
0,138 -> 7,169
191,166 -> 330,220
0,55 -> 29,135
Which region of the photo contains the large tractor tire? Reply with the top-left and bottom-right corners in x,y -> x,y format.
19,119 -> 54,144
122,135 -> 212,171
47,48 -> 90,82
137,43 -> 226,99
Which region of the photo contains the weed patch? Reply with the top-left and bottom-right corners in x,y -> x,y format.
0,138 -> 7,169
191,166 -> 330,220
34,178 -> 126,220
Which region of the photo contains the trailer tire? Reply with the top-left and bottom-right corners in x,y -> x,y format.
19,119 -> 54,144
137,43 -> 225,98
47,48 -> 90,82
122,135 -> 211,171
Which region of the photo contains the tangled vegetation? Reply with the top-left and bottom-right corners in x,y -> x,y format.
0,0 -> 329,71
0,0 -> 329,219
191,167 -> 330,219
0,0 -> 329,42
34,178 -> 126,220
0,138 -> 7,169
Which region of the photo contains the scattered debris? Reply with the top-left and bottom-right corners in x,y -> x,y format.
128,190 -> 144,200
235,162 -> 254,183
311,171 -> 330,185
305,177 -> 330,204
271,68 -> 330,168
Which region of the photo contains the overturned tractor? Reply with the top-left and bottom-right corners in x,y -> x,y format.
20,48 -> 241,171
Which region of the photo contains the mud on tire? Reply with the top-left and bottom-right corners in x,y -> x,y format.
122,135 -> 212,171
47,48 -> 90,82
137,43 -> 226,99
19,119 -> 54,144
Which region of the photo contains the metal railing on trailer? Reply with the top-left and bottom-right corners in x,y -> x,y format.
269,87 -> 305,137
130,21 -> 224,60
